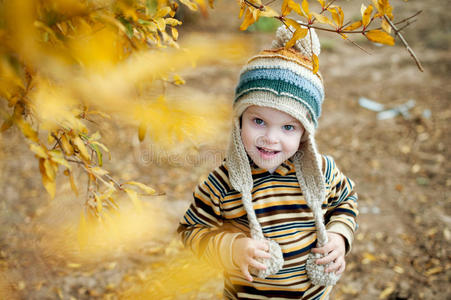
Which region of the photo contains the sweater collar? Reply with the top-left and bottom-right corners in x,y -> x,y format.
250,157 -> 295,176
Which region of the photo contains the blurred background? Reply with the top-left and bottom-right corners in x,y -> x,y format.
0,0 -> 449,299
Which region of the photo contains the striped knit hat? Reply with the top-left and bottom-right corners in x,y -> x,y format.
226,24 -> 340,286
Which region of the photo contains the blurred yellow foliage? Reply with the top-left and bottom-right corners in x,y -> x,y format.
0,0 -> 249,213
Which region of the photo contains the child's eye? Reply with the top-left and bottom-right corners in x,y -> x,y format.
254,118 -> 264,125
283,125 -> 295,131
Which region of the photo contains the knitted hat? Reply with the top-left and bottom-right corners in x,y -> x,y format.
226,24 -> 340,286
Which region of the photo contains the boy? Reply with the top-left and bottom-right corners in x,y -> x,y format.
178,25 -> 358,299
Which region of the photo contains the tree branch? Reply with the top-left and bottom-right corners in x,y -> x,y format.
397,19 -> 417,33
383,15 -> 424,72
244,0 -> 263,10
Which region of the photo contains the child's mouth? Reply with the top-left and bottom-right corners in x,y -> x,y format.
257,147 -> 280,157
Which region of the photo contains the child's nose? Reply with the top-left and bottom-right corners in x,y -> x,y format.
264,128 -> 278,144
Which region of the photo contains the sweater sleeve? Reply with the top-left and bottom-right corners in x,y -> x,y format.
322,155 -> 359,254
177,170 -> 245,271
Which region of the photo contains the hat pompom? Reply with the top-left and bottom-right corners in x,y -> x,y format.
306,252 -> 341,286
271,23 -> 321,57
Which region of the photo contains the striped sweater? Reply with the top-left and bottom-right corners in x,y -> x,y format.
178,155 -> 358,299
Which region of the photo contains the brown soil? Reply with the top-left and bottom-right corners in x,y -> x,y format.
0,1 -> 449,299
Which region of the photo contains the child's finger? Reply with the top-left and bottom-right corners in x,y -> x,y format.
336,261 -> 346,274
255,240 -> 270,251
312,243 -> 333,254
241,265 -> 253,282
325,259 -> 340,273
254,249 -> 271,259
316,250 -> 338,265
249,258 -> 267,271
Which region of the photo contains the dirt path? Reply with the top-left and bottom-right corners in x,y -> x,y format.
0,0 -> 449,299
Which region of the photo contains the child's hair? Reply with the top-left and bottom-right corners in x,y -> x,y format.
225,23 -> 340,285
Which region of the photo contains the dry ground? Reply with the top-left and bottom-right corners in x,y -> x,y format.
0,0 -> 449,299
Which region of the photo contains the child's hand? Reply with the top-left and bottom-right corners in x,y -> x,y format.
232,237 -> 271,281
311,232 -> 346,274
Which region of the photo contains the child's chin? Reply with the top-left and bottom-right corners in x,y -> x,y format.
255,160 -> 280,171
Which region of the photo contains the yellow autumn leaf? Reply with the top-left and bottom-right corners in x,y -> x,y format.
281,0 -> 291,17
311,12 -> 335,27
361,4 -> 367,17
124,188 -> 142,211
240,9 -> 256,31
124,181 -> 156,195
73,136 -> 90,161
67,263 -> 81,269
40,159 -> 56,199
379,0 -> 393,19
165,17 -> 182,26
43,158 -> 56,181
329,6 -> 344,27
362,251 -> 377,264
260,6 -> 278,18
60,134 -> 74,156
64,169 -> 79,196
42,173 -> 56,199
16,117 -> 39,143
1,118 -> 13,132
381,19 -> 391,34
90,167 -> 109,176
94,193 -> 102,213
343,20 -> 362,31
317,0 -> 325,8
49,150 -> 71,170
173,74 -> 185,85
312,53 -> 319,74
171,27 -> 179,40
155,18 -> 166,32
424,266 -> 443,276
288,0 -> 304,18
30,144 -> 48,159
362,4 -> 374,27
138,122 -> 147,142
285,18 -> 301,31
301,0 -> 310,18
372,0 -> 381,12
365,29 -> 394,46
180,0 -> 198,11
239,4 -> 246,19
286,27 -> 308,49
379,285 -> 395,299
90,141 -> 109,154
155,7 -> 171,18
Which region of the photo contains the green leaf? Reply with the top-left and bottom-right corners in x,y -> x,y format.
90,143 -> 103,166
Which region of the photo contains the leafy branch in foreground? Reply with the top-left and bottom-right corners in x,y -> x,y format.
0,0 -> 237,222
238,0 -> 423,72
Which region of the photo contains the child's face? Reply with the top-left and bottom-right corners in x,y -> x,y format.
241,105 -> 304,172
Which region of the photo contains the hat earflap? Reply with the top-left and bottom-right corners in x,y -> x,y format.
294,134 -> 341,286
226,118 -> 284,279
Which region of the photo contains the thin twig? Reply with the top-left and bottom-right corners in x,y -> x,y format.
384,15 -> 424,72
372,11 -> 422,31
311,0 -> 337,24
104,173 -> 123,190
394,10 -> 422,26
343,35 -> 372,55
244,0 -> 263,10
397,19 -> 417,33
323,0 -> 337,12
